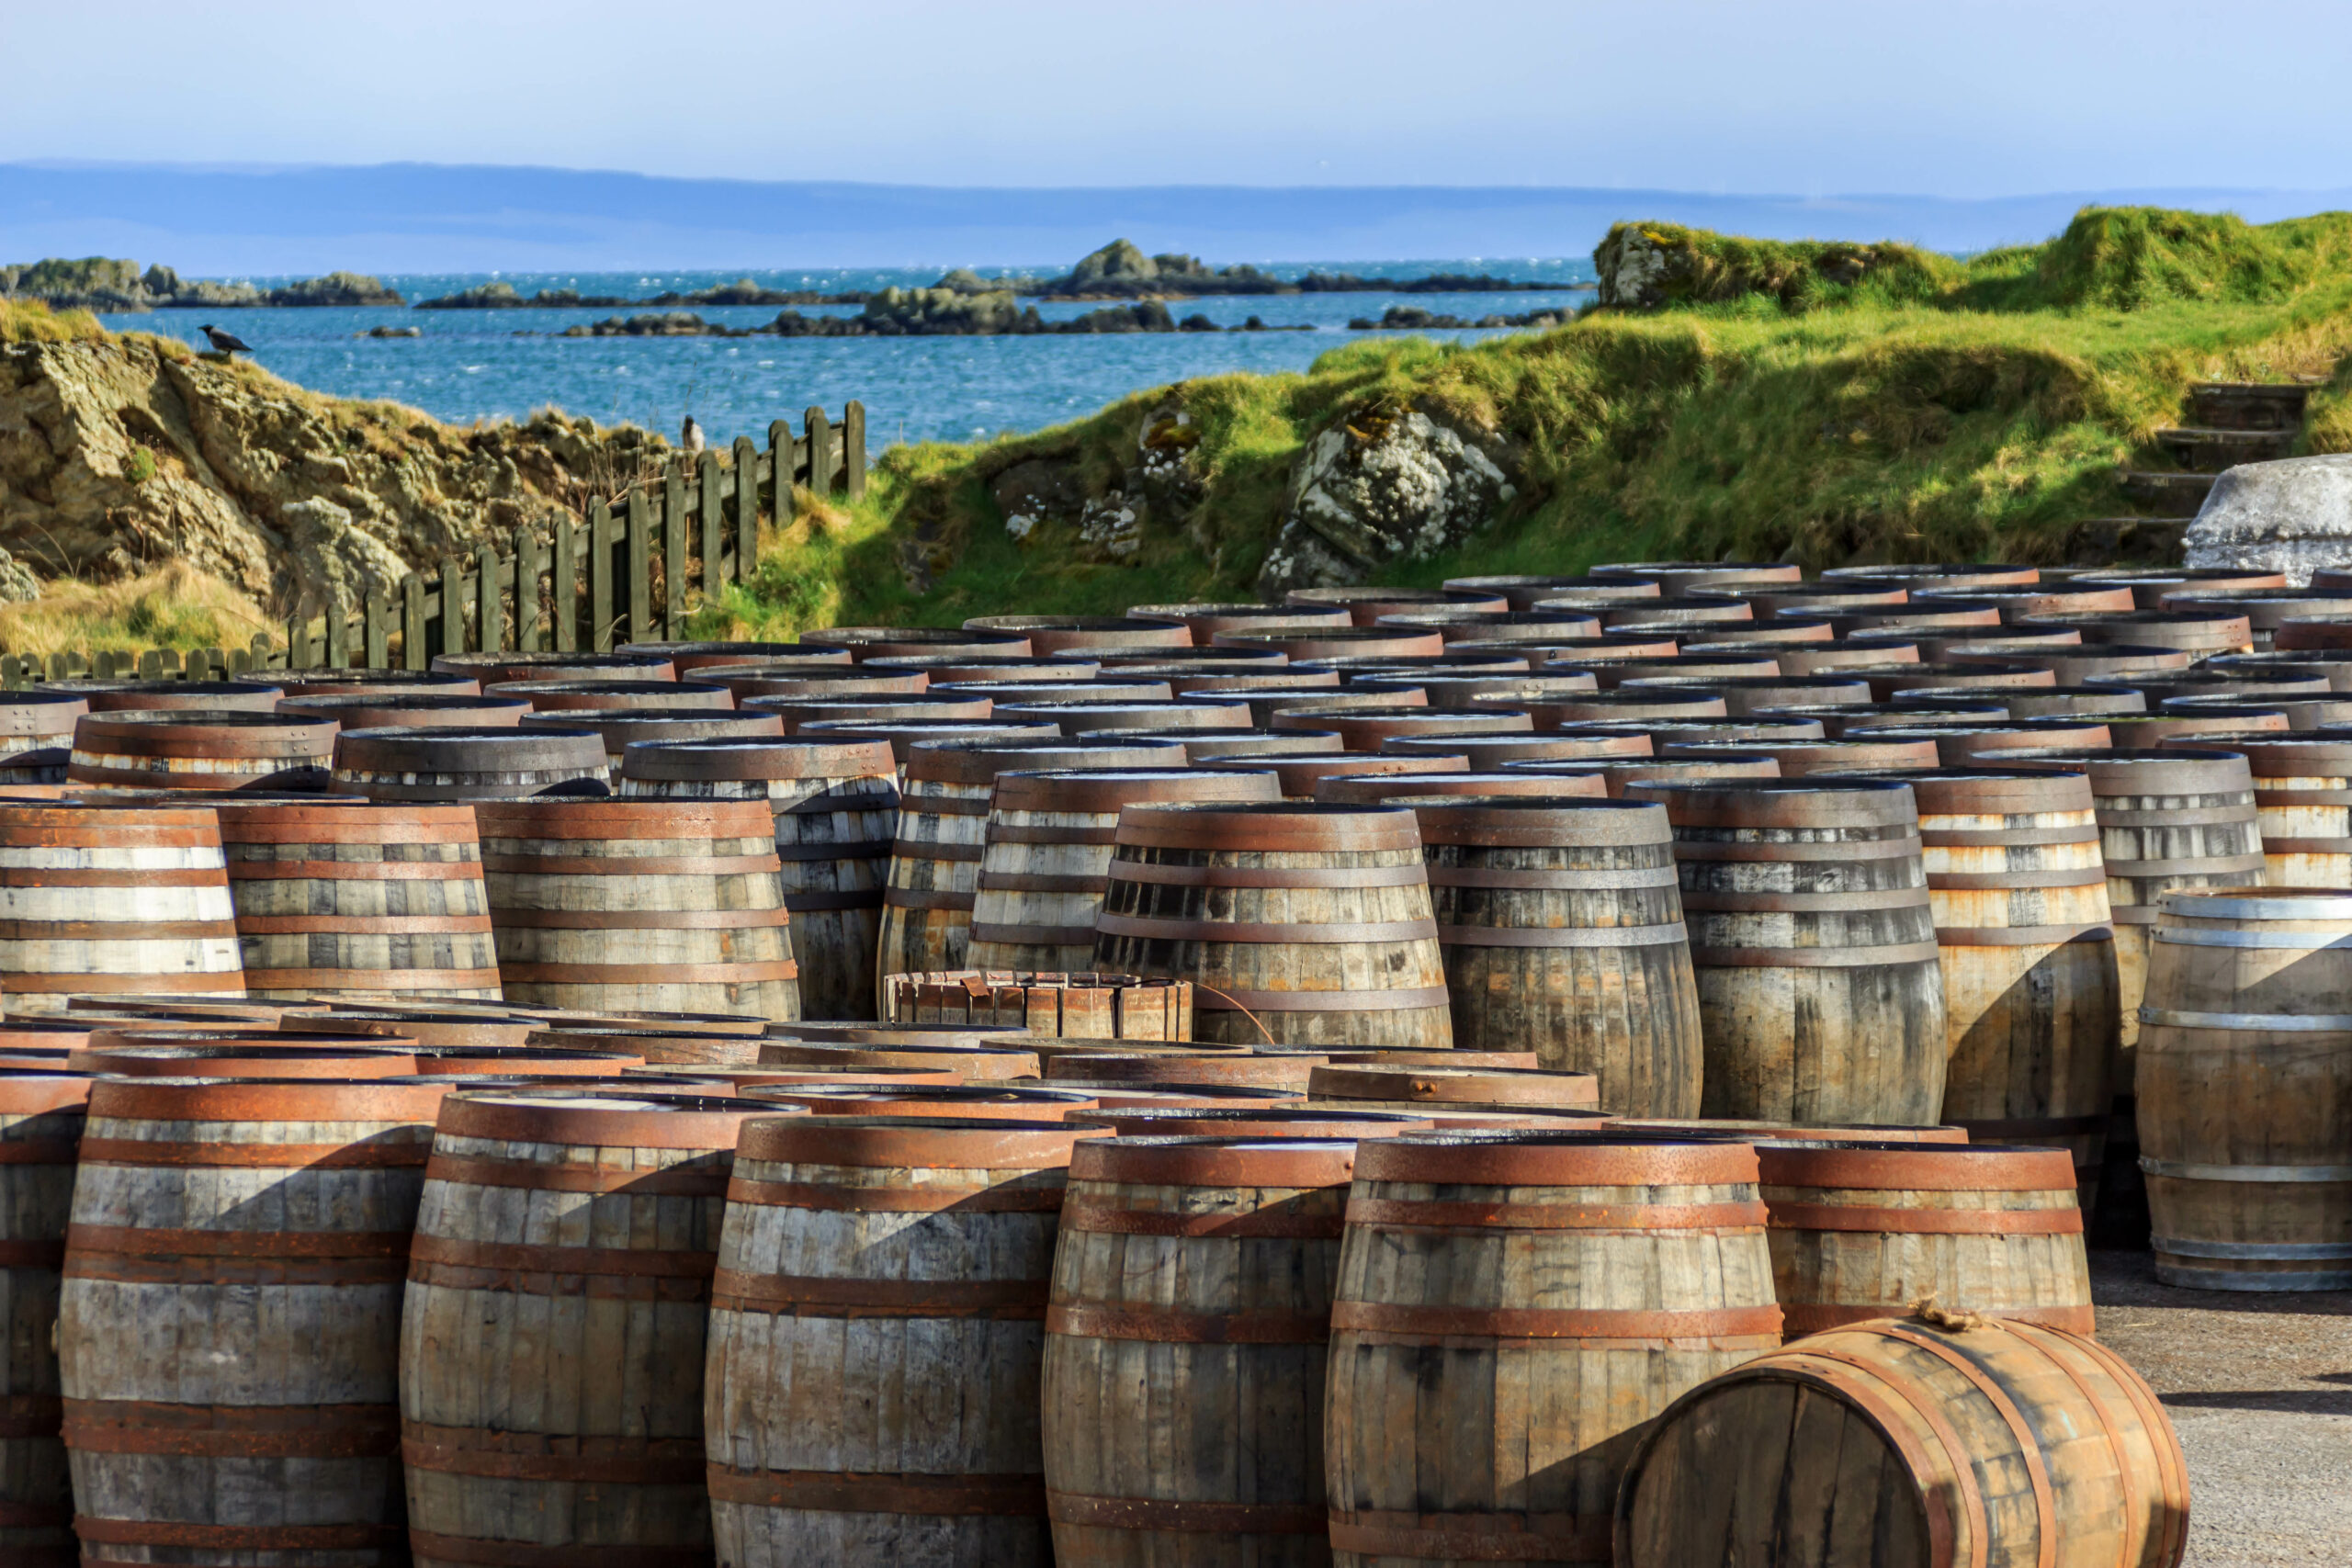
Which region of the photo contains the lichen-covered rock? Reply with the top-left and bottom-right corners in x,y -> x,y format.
992,457 -> 1087,545
0,546 -> 38,604
1076,493 -> 1142,562
2185,455 -> 2352,585
1254,404 -> 1520,598
0,334 -> 654,610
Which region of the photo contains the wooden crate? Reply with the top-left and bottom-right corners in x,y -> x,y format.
884,970 -> 1192,1040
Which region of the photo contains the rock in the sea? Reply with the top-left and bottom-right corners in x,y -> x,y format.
366,325 -> 423,338
1255,404 -> 1521,598
2184,455 -> 2352,586
262,271 -> 403,308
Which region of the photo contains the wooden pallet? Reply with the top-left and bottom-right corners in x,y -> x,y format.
884,970 -> 1193,1040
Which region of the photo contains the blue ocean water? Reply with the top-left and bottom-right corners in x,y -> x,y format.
95,260 -> 1594,448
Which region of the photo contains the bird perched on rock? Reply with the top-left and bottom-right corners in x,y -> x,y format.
682,414 -> 707,453
198,323 -> 253,355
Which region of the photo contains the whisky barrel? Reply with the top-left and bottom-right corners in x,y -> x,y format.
799,625 -> 1032,661
1982,644 -> 2195,684
1316,769 -> 1608,803
249,668 -> 481,698
741,1082 -> 1095,1119
1092,802 -> 1453,1048
520,706 -> 782,773
967,766 -> 1281,973
1756,1140 -> 2092,1337
1285,586 -> 1508,625
1450,575 -> 1657,611
66,710 -> 337,792
616,641 -> 850,675
1538,750 -> 1782,796
1614,1117 -> 1968,1143
1272,703 -> 1529,750
1622,674 -> 1873,716
432,650 -> 676,685
1822,562 -> 2041,592
760,692 -> 995,734
1382,731 -> 1649,769
756,1038 -> 1036,1080
0,1072 -> 85,1567
927,680 -> 1175,705
332,724 -> 609,801
868,656 -> 1105,687
1198,750 -> 1466,800
66,1031 -> 419,1077
61,994 -> 291,1022
1596,559 -> 1800,592
798,716 -> 1061,769
1849,720 -> 2116,765
699,666 -> 927,702
1828,768 -> 2120,1208
475,797 -> 798,1018
2163,689 -> 2352,730
1046,1049 -> 1332,1092
880,970 -> 1194,1041
705,1115 -> 1094,1567
880,736 -> 1181,1005
280,692 -> 532,729
992,698 -> 1251,735
1326,1133 -> 1781,1566
1352,672 -> 1596,711
62,1075 -> 462,1566
2020,607 -> 2255,659
1179,726 -> 1345,761
0,694 -> 86,776
1042,1134 -> 1359,1564
1923,582 -> 2136,622
1212,627 -> 1447,662
401,1088 -> 785,1565
2186,733 -> 2352,885
1487,688 -> 1728,724
1630,778 -> 1950,1124
964,614 -> 1193,654
1127,602 -> 1351,640
521,1021 -> 763,1066
1405,795 -> 1702,1114
1064,1105 -> 1430,1135
616,738 -> 899,1021
1374,609 -> 1603,644
1665,735 -> 1944,775
1306,1062 -> 1603,1111
1614,1314 -> 2189,1568
309,1007 -> 540,1049
44,679 -> 283,714
495,677 -> 732,710
0,802 -> 244,1013
209,797 -> 503,1000
2161,588 -> 2352,648
2137,887 -> 2352,1290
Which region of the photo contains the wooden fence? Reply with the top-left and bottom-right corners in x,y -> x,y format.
0,405 -> 865,687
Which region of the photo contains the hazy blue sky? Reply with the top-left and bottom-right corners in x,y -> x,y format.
11,0 -> 2352,197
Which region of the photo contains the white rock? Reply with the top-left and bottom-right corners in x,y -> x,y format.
2184,456 -> 2352,587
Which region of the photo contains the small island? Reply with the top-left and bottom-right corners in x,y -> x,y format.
0,257 -> 402,310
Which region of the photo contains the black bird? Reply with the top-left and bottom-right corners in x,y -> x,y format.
198,323 -> 253,355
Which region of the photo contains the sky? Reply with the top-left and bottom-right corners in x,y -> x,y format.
10,0 -> 2352,197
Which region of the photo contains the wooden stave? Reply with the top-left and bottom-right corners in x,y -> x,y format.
65,711 -> 339,793
62,1077 -> 462,1567
1630,780 -> 1951,1127
704,1116 -> 1091,1568
1406,796 -> 1703,1116
330,725 -> 611,803
0,1074 -> 88,1567
475,798 -> 801,1020
1091,803 -> 1454,1048
1326,1135 -> 1781,1568
401,1089 -> 783,1566
1612,1314 -> 2189,1568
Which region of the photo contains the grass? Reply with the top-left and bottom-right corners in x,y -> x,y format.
733,205 -> 2352,631
1,299 -> 103,344
0,563 -> 272,659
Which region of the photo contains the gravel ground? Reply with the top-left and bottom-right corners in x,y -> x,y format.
2091,1250 -> 2352,1567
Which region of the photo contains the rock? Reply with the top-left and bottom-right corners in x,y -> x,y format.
1255,403 -> 1521,599
261,271 -> 402,308
1076,492 -> 1143,563
1593,226 -> 1690,310
277,494 -> 410,615
992,457 -> 1088,545
2184,455 -> 2352,585
0,546 -> 39,604
366,325 -> 423,338
560,311 -> 748,338
415,281 -> 527,310
863,287 -> 1032,335
4,257 -> 392,310
1135,400 -> 1204,519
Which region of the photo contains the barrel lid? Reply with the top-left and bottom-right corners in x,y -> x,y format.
1071,1132 -> 1365,1187
1069,1105 -> 1430,1135
1512,691 -> 1730,717
435,652 -> 677,684
991,766 -> 1281,813
616,736 -> 897,782
41,680 -> 284,713
799,626 -> 1032,656
734,1113 -> 1096,1168
1398,794 -> 1670,845
906,734 -> 1181,785
616,641 -> 851,671
522,711 -> 784,750
1354,1130 -> 1760,1186
1317,771 -> 1607,804
498,678 -> 730,703
438,1087 -> 784,1146
86,1075 -> 458,1122
254,669 -> 481,695
1114,798 -> 1422,852
336,725 -> 607,763
1211,627 -> 1450,660
1754,1141 -> 2076,1190
743,1084 -> 1097,1118
1308,1064 -> 1603,1106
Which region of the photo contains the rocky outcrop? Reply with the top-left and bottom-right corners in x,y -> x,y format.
2184,455 -> 2352,585
0,333 -> 661,616
1036,240 -> 1282,299
769,290 -> 1182,338
1255,403 -> 1521,598
4,258 -> 401,310
559,311 -> 756,338
1349,305 -> 1569,332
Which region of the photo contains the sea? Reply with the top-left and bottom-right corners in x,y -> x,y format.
94,260 -> 1596,448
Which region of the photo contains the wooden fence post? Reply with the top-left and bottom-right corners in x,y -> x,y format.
806,407 -> 836,499
768,420 -> 794,531
626,486 -> 652,649
402,573 -> 425,671
325,595 -> 348,668
588,498 -> 616,652
439,557 -> 468,656
554,513 -> 579,652
665,460 -> 687,636
844,400 -> 866,500
699,451 -> 724,600
515,527 -> 543,653
476,544 -> 503,654
366,591 -> 391,669
733,435 -> 760,583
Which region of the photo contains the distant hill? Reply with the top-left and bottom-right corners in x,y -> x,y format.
7,160 -> 2352,275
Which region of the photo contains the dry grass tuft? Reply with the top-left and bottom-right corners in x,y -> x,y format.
0,299 -> 105,344
0,562 -> 273,658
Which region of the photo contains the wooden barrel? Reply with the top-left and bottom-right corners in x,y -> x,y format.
1558,750 -> 1782,796
1129,602 -> 1351,640
1831,768 -> 2120,1208
1351,672 -> 1595,710
1490,689 -> 1728,723
520,707 -> 782,777
992,698 -> 1252,735
879,737 -> 1178,1003
332,725 -> 610,801
1326,1134 -> 1781,1567
759,693 -> 996,734
1180,726 -> 1345,761
524,1022 -> 763,1066
2137,886 -> 2352,1290
799,626 -> 1032,661
1317,769 -> 1608,803
1272,704 -> 1530,750
0,802 -> 245,1013
1285,586 -> 1508,625
432,650 -> 676,684
0,694 -> 85,787
0,1072 -> 86,1567
67,1031 -> 419,1077
2187,734 -> 2352,886
309,1007 -> 541,1048
965,614 -> 1193,654
1382,732 -> 1648,769
1615,1117 -> 1969,1143
1666,736 -> 1945,775
616,641 -> 850,675
757,1039 -> 1037,1080
699,667 -> 927,703
925,680 -> 1175,706
967,765 -> 1281,973
1374,609 -> 1603,644
401,1088 -> 784,1566
616,737 -> 898,1021
2162,690 -> 2352,730
798,717 -> 1061,770
1406,795 -> 1702,1114
1756,1140 -> 2092,1337
1065,1104 -> 1430,1135
1849,720 -> 2116,764
1046,1049 -> 1330,1092
1092,802 -> 1453,1047
1306,1062 -> 1602,1111
281,692 -> 533,730
705,1114 -> 1093,1566
742,1083 -> 1095,1119
476,797 -> 800,1018
45,679 -> 284,714
1623,674 -> 1873,716
1822,562 -> 2039,592
260,669 -> 481,699
65,710 -> 337,792
62,1076 -> 462,1566
1042,1134 -> 1358,1564
2021,606 -> 2255,659
209,798 -> 504,1000
1199,750 -> 1466,800
1630,778 -> 1951,1125
493,676 -> 729,709
1614,1314 -> 2189,1568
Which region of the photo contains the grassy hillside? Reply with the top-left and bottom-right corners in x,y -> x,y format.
697,206 -> 2352,639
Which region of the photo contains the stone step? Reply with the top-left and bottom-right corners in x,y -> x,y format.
2120,470 -> 2217,517
2153,425 -> 2297,472
2062,516 -> 2188,567
2188,381 -> 2315,432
